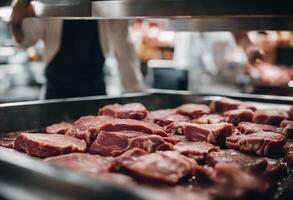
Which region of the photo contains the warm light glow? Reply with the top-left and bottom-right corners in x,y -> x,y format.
288,80 -> 293,88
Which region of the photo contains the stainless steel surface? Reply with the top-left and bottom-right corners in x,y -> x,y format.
31,0 -> 293,31
0,91 -> 293,200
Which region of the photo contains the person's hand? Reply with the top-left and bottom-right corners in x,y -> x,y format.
245,45 -> 266,65
10,0 -> 35,43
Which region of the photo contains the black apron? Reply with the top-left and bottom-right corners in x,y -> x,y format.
44,20 -> 106,99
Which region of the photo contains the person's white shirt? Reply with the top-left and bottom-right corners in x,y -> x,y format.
16,18 -> 144,93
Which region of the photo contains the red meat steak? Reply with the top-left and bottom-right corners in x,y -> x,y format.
283,139 -> 293,167
237,122 -> 281,135
89,131 -> 144,156
210,98 -> 256,113
0,133 -> 19,149
224,109 -> 254,125
46,121 -> 72,134
168,122 -> 233,145
175,141 -> 219,162
67,115 -> 168,144
148,109 -> 190,126
206,149 -> 268,174
225,131 -> 286,157
175,104 -> 210,119
45,153 -> 112,175
113,150 -> 206,184
209,163 -> 267,199
265,158 -> 287,176
252,108 -> 288,126
191,114 -> 225,124
98,103 -> 148,120
14,133 -> 87,158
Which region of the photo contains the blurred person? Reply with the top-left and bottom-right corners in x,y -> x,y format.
10,0 -> 144,99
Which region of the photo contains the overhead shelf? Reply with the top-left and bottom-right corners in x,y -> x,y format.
31,0 -> 293,31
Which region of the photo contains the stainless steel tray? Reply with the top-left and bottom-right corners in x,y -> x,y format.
0,90 -> 293,200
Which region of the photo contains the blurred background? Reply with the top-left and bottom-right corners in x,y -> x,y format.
0,8 -> 293,103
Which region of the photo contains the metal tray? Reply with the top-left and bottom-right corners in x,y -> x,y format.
0,90 -> 293,200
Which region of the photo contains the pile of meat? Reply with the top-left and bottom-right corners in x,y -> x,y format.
1,99 -> 293,200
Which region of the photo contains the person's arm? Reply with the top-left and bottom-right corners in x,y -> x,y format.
233,32 -> 266,65
10,0 -> 43,48
108,20 -> 145,92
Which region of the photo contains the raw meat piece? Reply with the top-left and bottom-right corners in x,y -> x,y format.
210,98 -> 256,113
67,115 -> 168,144
225,131 -> 286,157
14,133 -> 87,158
289,106 -> 293,119
113,150 -> 206,184
237,122 -> 281,134
209,163 -> 267,199
97,173 -> 136,185
89,131 -> 144,156
113,148 -> 147,165
0,133 -> 19,148
46,121 -> 72,134
265,158 -> 287,176
206,149 -> 268,174
148,109 -> 190,126
191,114 -> 225,124
127,135 -> 174,153
175,104 -> 210,119
283,139 -> 293,167
168,122 -> 233,145
45,153 -> 112,175
280,119 -> 293,138
175,141 -> 219,162
98,103 -> 148,120
252,108 -> 288,126
224,109 -> 254,125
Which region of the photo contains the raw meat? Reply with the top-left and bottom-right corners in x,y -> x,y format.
252,108 -> 288,126
191,114 -> 225,124
289,106 -> 293,119
46,121 -> 72,134
175,104 -> 210,119
206,149 -> 268,174
225,131 -> 286,157
89,131 -> 144,156
175,141 -> 219,162
67,115 -> 168,144
280,119 -> 293,138
98,103 -> 148,120
283,139 -> 293,167
224,109 -> 254,125
209,163 -> 267,199
148,109 -> 190,126
113,150 -> 205,184
210,98 -> 256,113
237,122 -> 281,134
0,133 -> 19,148
45,153 -> 112,175
265,158 -> 287,176
168,122 -> 233,145
14,133 -> 87,158
127,135 -> 174,153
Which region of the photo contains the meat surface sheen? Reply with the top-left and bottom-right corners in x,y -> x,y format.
98,103 -> 148,120
46,121 -> 72,134
175,104 -> 210,119
252,108 -> 288,126
113,150 -> 205,184
237,122 -> 281,135
45,153 -> 113,175
280,119 -> 293,138
175,141 -> 219,162
14,133 -> 87,158
206,149 -> 268,174
225,131 -> 286,157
